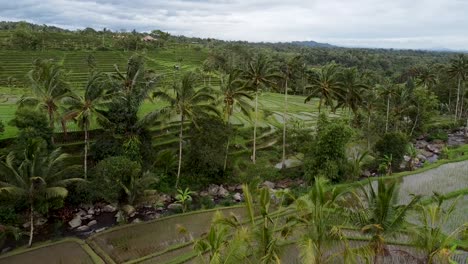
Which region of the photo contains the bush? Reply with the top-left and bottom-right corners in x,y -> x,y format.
91,156 -> 142,204
0,119 -> 4,135
426,129 -> 448,142
9,108 -> 53,148
304,115 -> 353,182
374,132 -> 408,171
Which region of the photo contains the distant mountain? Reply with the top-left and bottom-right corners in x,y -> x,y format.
289,40 -> 336,48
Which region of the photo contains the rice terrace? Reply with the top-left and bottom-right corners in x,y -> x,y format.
0,1 -> 468,264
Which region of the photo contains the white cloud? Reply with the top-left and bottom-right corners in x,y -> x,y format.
0,0 -> 467,49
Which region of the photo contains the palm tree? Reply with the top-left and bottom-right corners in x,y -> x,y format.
447,54 -> 467,120
416,66 -> 437,90
363,87 -> 379,150
243,54 -> 278,164
337,67 -> 369,114
411,194 -> 465,264
378,81 -> 397,133
219,70 -> 253,171
279,56 -> 302,169
350,179 -> 420,264
292,177 -> 357,263
154,72 -> 219,188
305,64 -> 343,114
0,140 -> 83,247
19,59 -> 71,144
63,72 -> 112,179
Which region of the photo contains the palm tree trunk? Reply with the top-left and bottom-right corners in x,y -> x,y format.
385,95 -> 390,133
48,108 -> 55,144
84,125 -> 89,179
367,111 -> 372,150
223,112 -> 231,172
28,204 -> 34,247
176,114 -> 184,188
410,104 -> 420,137
253,92 -> 258,164
282,79 -> 288,169
455,78 -> 461,121
318,97 -> 322,114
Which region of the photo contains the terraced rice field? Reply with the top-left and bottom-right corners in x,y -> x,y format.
88,206 -> 246,263
0,240 -> 100,264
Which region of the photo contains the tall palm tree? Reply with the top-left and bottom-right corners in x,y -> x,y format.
243,54 -> 278,164
20,59 -> 71,144
154,72 -> 219,188
219,70 -> 253,171
378,81 -> 397,133
447,54 -> 467,120
63,72 -> 112,179
305,64 -> 343,114
350,179 -> 420,264
363,87 -> 380,150
0,140 -> 83,247
337,67 -> 369,114
279,56 -> 301,169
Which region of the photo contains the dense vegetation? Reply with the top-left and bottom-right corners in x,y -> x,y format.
0,21 -> 467,262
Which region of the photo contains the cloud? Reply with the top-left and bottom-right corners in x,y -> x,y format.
0,0 -> 467,49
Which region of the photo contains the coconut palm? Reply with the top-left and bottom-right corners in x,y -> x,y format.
243,54 -> 279,164
362,87 -> 380,150
447,54 -> 468,120
337,67 -> 369,114
219,70 -> 253,171
378,81 -> 397,133
154,71 -> 219,188
292,177 -> 359,263
410,194 -> 465,264
350,179 -> 420,264
19,59 -> 71,144
0,140 -> 83,247
63,72 -> 113,179
278,56 -> 302,169
416,66 -> 437,89
305,64 -> 343,114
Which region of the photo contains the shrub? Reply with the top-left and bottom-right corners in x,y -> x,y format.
0,119 -> 4,135
427,129 -> 448,142
374,132 -> 408,171
304,114 -> 353,182
9,108 -> 52,148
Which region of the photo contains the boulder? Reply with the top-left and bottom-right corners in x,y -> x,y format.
95,227 -> 106,233
420,150 -> 434,158
403,155 -> 411,162
121,205 -> 136,216
158,194 -> 172,204
233,193 -> 242,202
426,144 -> 439,154
217,185 -> 229,198
227,185 -> 236,192
262,181 -> 275,189
76,209 -> 87,217
167,203 -> 183,212
68,217 -> 82,229
103,204 -> 117,213
208,184 -> 220,196
417,154 -> 427,162
132,218 -> 142,224
115,211 -> 125,223
35,217 -> 47,226
76,225 -> 89,232
87,220 -> 97,227
199,191 -> 209,197
87,208 -> 95,215
362,170 -> 371,178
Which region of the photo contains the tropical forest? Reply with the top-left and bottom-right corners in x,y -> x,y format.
0,19 -> 467,264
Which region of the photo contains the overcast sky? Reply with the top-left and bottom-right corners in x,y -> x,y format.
1,0 -> 467,50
